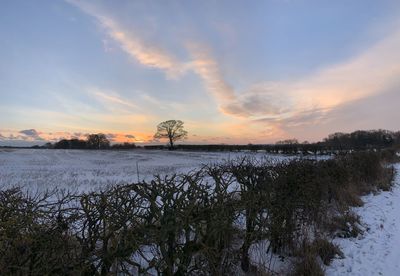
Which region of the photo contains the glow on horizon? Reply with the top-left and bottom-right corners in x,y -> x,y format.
1,1 -> 400,146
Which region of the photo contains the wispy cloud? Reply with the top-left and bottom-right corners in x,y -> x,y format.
89,88 -> 137,110
190,23 -> 400,141
225,24 -> 400,125
187,43 -> 237,103
66,0 -> 189,79
187,25 -> 400,126
140,94 -> 186,112
67,0 -> 241,111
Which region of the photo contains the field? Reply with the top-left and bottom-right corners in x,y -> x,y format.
0,148 -> 290,192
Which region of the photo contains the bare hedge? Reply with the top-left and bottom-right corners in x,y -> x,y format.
0,150 -> 396,275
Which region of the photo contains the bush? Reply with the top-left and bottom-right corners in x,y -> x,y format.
329,212 -> 362,238
312,239 -> 342,265
292,253 -> 324,276
0,189 -> 83,275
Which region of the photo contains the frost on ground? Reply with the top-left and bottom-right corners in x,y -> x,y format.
326,163 -> 400,276
0,148 -> 288,193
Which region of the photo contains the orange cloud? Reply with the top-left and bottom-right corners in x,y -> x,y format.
224,24 -> 400,126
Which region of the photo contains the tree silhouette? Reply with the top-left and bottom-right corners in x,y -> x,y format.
154,120 -> 188,150
86,134 -> 110,149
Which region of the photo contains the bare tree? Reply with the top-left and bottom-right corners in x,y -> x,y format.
86,133 -> 110,149
154,120 -> 188,150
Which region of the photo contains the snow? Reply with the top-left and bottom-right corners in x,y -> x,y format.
0,148 -> 289,192
326,163 -> 400,276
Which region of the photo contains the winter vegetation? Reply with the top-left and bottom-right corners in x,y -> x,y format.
0,148 -> 398,275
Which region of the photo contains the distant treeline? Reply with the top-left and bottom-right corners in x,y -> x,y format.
43,134 -> 137,150
145,129 -> 400,153
13,129 -> 399,152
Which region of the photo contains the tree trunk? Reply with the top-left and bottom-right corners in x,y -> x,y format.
168,137 -> 174,150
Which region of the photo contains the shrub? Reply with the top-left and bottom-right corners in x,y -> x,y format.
312,239 -> 342,265
0,189 -> 82,275
329,212 -> 362,238
292,253 -> 324,276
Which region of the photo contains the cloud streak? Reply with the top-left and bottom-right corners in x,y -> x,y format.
67,0 -> 189,79
187,44 -> 237,103
89,88 -> 137,110
67,0 -> 242,111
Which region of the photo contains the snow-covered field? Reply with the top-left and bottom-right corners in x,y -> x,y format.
0,148 -> 288,192
326,163 -> 400,276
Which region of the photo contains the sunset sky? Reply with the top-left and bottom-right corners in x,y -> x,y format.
1,0 -> 400,146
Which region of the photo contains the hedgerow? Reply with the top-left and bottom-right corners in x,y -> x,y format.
0,150 -> 395,275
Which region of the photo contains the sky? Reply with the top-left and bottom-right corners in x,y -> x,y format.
1,0 -> 400,146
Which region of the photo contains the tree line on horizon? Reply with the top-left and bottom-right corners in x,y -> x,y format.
47,133 -> 137,150
144,128 -> 400,153
26,119 -> 400,153
40,120 -> 185,150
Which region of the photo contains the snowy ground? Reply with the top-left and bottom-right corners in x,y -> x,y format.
326,163 -> 400,276
0,148 -> 289,193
